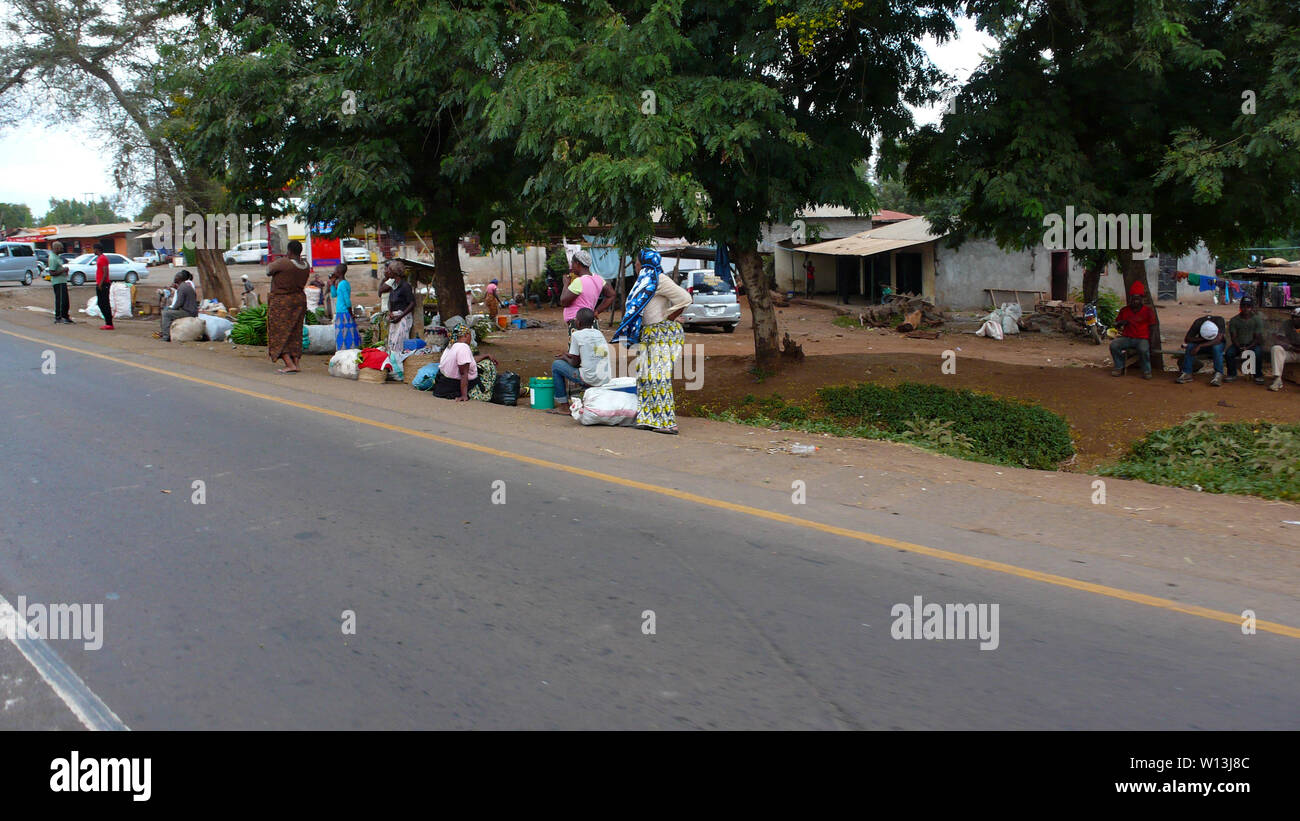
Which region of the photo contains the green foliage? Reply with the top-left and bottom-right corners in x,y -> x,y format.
0,202 -> 35,228
40,197 -> 124,226
721,382 -> 1074,468
1100,412 -> 1300,501
817,382 -> 1073,468
906,0 -> 1297,262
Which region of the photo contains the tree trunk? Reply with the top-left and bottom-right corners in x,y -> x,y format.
735,246 -> 781,367
432,232 -> 468,320
1116,248 -> 1163,371
195,247 -> 236,310
1081,265 -> 1102,304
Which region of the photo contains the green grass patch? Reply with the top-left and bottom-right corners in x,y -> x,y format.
714,383 -> 1075,469
831,314 -> 860,329
1099,412 -> 1300,501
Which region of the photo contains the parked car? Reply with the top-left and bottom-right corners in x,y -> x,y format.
223,240 -> 269,265
59,253 -> 78,263
341,238 -> 371,264
64,253 -> 149,285
133,249 -> 167,266
678,269 -> 740,332
0,241 -> 43,286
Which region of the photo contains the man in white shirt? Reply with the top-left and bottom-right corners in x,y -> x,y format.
550,308 -> 611,413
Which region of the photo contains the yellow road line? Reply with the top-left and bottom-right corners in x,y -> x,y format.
5,325 -> 1298,639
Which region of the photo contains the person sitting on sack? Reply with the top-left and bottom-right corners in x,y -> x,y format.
1109,281 -> 1156,378
1268,307 -> 1300,392
1176,313 -> 1227,385
158,271 -> 198,341
1225,295 -> 1267,384
432,324 -> 498,401
550,308 -> 612,414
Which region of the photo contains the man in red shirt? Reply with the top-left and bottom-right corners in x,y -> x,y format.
1109,281 -> 1156,378
94,242 -> 113,330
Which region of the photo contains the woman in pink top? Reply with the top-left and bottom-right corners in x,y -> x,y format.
561,249 -> 615,330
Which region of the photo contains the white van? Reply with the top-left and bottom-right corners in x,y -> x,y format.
223,240 -> 269,265
0,242 -> 42,286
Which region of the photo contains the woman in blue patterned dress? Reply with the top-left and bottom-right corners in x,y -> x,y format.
611,249 -> 692,434
330,264 -> 361,350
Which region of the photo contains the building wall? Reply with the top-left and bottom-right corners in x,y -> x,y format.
778,237 -> 1219,309
1145,244 -> 1217,301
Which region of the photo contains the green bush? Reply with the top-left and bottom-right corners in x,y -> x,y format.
1100,412 -> 1300,501
817,382 -> 1074,468
715,383 -> 1075,469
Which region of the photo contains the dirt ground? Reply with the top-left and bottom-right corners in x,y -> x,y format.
3,269 -> 1296,471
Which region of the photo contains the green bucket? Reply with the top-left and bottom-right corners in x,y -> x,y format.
529,377 -> 554,410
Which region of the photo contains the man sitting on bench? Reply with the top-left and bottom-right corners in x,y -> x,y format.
1109,281 -> 1156,379
1176,314 -> 1227,386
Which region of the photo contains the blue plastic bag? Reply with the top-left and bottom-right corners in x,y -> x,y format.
411,363 -> 440,391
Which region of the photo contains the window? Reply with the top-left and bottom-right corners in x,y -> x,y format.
11,243 -> 34,257
108,254 -> 128,263
689,273 -> 734,295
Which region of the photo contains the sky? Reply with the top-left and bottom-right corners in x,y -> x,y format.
0,18 -> 994,225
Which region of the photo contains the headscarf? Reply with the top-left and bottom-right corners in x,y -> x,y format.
572,249 -> 593,270
611,248 -> 662,345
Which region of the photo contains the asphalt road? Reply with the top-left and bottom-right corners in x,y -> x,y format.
0,329 -> 1296,730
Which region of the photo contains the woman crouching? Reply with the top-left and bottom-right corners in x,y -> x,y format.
432,324 -> 498,401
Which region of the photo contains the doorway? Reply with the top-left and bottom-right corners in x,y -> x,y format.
895,252 -> 922,296
1050,251 -> 1069,301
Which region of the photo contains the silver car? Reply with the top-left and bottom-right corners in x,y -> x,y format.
678,269 -> 741,332
64,253 -> 149,286
0,242 -> 43,286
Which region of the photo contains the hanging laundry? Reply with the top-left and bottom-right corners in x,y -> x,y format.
1186,273 -> 1200,286
1199,276 -> 1216,292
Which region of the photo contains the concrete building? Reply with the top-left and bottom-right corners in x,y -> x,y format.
776,217 -> 1217,309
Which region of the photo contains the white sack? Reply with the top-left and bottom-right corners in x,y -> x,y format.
329,348 -> 361,379
305,324 -> 337,354
199,314 -> 234,342
570,386 -> 638,426
169,316 -> 206,343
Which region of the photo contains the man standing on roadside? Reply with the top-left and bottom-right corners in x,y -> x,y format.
48,241 -> 70,324
94,242 -> 113,330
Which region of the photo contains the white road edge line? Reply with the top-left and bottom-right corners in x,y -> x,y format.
0,594 -> 129,731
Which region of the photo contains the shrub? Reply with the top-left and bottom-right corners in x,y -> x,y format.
1100,412 -> 1300,501
816,382 -> 1074,468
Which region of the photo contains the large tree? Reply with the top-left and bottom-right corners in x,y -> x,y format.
40,197 -> 124,225
492,0 -> 960,366
905,0 -> 1300,366
180,0 -> 541,321
0,0 -> 239,308
0,202 -> 35,230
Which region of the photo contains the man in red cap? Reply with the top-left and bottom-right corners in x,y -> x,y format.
1109,281 -> 1156,378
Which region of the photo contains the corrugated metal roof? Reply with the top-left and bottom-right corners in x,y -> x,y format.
47,222 -> 146,240
793,217 -> 944,256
